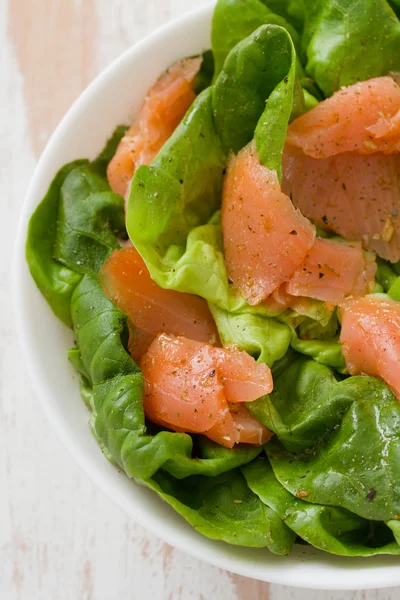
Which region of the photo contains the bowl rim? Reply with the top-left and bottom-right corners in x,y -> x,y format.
12,1 -> 400,590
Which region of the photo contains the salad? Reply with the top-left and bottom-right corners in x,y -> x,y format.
26,0 -> 400,557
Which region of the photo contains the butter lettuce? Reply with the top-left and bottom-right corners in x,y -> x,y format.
263,358 -> 400,521
146,468 -> 296,552
211,0 -> 302,77
209,304 -> 292,365
26,161 -> 85,326
261,0 -> 305,31
388,275 -> 400,300
243,459 -> 400,556
376,258 -> 397,290
25,126 -> 128,326
303,0 -> 400,96
213,24 -> 297,160
290,335 -> 346,371
54,166 -> 125,275
208,304 -> 344,370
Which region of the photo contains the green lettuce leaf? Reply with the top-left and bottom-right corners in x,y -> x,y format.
376,258 -> 399,292
246,358 -> 348,450
26,161 -> 86,326
389,0 -> 400,18
290,336 -> 345,371
68,346 -> 91,382
278,299 -> 334,331
25,128 -> 128,326
387,519 -> 400,544
127,88 -> 225,259
71,275 -> 262,481
192,50 -> 215,93
54,165 -> 125,274
388,276 -> 400,300
261,0 -> 305,31
303,0 -> 400,96
213,24 -> 296,158
297,310 -> 339,340
290,318 -> 346,371
211,0 -> 302,78
302,88 -> 319,111
243,459 -> 400,556
252,33 -> 296,178
262,358 -> 400,521
146,468 -> 296,552
209,303 -> 291,365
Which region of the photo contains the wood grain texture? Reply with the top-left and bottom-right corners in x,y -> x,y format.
8,0 -> 97,157
1,0 -> 399,598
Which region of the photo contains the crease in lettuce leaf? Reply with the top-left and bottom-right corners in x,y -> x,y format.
387,519 -> 400,544
277,300 -> 334,330
209,301 -> 342,371
211,0 -> 320,122
243,458 -> 400,556
145,468 -> 296,553
287,311 -> 346,372
253,33 -> 296,179
209,303 -> 292,365
260,0 -> 305,31
262,358 -> 400,521
192,49 -> 215,94
297,310 -> 339,340
290,334 -> 346,372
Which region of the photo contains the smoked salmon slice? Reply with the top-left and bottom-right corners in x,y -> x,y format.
283,148 -> 400,262
107,57 -> 201,198
213,346 -> 273,403
100,247 -> 218,361
227,402 -> 272,446
340,295 -> 400,401
140,334 -> 273,448
286,76 -> 400,158
285,238 -> 376,304
261,284 -> 325,317
222,142 -> 315,305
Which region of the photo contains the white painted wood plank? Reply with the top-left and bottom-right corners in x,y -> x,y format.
2,0 -> 399,598
271,588 -> 400,600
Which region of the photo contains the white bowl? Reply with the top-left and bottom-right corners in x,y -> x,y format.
13,2 -> 400,590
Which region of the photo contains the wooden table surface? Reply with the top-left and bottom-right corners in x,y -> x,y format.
2,0 -> 400,598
